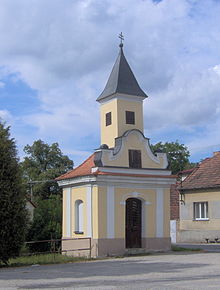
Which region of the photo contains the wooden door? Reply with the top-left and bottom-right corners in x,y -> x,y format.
126,198 -> 142,248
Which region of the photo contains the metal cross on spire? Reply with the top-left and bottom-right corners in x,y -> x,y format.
118,32 -> 124,48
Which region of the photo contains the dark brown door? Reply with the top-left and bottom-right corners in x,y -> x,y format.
126,198 -> 142,248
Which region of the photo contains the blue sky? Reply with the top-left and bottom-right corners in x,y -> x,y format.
1,0 -> 220,166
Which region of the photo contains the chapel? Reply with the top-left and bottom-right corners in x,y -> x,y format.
56,38 -> 176,257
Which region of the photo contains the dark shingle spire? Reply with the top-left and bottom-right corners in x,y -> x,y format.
97,44 -> 148,102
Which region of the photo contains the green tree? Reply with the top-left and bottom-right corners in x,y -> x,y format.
21,140 -> 73,247
151,140 -> 195,174
27,195 -> 62,252
0,122 -> 28,264
20,139 -> 73,199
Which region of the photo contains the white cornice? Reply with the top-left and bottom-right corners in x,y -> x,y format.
57,176 -> 97,187
96,174 -> 176,187
91,166 -> 171,176
57,173 -> 176,189
99,94 -> 144,105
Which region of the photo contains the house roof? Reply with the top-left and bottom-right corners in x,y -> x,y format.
178,168 -> 195,175
56,153 -> 176,181
97,45 -> 148,102
180,151 -> 220,191
56,154 -> 95,181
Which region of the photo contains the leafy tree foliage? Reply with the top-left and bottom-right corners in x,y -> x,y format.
0,122 -> 28,264
151,140 -> 195,174
20,139 -> 73,199
27,195 -> 62,252
21,140 -> 73,247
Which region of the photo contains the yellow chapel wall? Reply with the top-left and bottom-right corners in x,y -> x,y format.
117,99 -> 144,137
115,187 -> 170,238
62,184 -> 170,240
97,186 -> 107,238
71,187 -> 87,238
114,187 -> 157,239
100,98 -> 144,148
100,99 -> 118,148
62,185 -> 99,239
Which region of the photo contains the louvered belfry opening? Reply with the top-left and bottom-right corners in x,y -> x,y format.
126,111 -> 135,124
129,149 -> 142,168
126,198 -> 142,248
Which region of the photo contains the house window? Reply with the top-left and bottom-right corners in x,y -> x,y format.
193,202 -> 208,220
126,111 -> 135,125
106,112 -> 112,126
129,150 -> 142,168
75,200 -> 84,234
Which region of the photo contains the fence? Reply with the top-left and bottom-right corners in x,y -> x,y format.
23,237 -> 92,258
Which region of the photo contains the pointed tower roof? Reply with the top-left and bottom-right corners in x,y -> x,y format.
97,44 -> 148,102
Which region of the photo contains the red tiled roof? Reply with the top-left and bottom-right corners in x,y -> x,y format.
56,154 -> 95,181
178,168 -> 195,175
180,151 -> 220,191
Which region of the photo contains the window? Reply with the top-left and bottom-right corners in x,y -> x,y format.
193,202 -> 208,220
75,200 -> 84,234
129,150 -> 142,168
106,112 -> 112,126
126,111 -> 135,125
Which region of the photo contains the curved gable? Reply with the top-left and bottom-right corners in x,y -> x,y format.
95,129 -> 168,169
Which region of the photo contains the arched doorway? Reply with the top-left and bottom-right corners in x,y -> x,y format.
126,198 -> 142,248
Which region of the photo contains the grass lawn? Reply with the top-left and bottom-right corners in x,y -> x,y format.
171,245 -> 202,252
0,253 -> 89,268
0,246 -> 203,268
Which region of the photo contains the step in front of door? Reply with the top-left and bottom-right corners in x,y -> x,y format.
125,248 -> 146,255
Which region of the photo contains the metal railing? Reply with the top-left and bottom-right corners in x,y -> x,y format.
23,237 -> 92,258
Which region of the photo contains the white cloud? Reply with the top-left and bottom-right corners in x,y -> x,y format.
1,0 -> 220,162
0,110 -> 13,123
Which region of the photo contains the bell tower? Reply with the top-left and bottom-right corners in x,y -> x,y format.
97,34 -> 148,148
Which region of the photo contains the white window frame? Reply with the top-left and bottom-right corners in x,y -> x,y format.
193,202 -> 209,221
75,200 -> 84,234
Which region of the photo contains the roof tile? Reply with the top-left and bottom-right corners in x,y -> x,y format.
56,154 -> 95,180
181,151 -> 220,190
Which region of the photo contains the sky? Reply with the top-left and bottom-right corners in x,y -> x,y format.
1,0 -> 220,166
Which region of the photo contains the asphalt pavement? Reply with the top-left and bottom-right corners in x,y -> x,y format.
176,242 -> 220,252
1,252 -> 220,289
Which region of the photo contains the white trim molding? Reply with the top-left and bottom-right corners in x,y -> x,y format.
66,187 -> 72,237
97,174 -> 176,188
156,188 -> 164,238
93,166 -> 171,176
86,185 -> 92,237
107,185 -> 115,238
99,94 -> 144,105
57,176 -> 97,187
119,191 -> 152,206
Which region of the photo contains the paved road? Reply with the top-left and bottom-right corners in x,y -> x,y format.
1,252 -> 220,289
176,242 -> 220,252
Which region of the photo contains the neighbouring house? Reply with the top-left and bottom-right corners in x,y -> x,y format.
170,168 -> 195,243
56,40 -> 176,257
178,151 -> 220,243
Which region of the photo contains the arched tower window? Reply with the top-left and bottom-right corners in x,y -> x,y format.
75,200 -> 84,234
